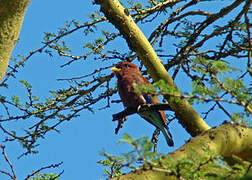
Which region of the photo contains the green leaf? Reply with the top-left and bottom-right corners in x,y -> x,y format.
118,133 -> 134,144
132,83 -> 157,95
11,96 -> 22,107
0,95 -> 6,102
154,79 -> 179,96
19,80 -> 32,89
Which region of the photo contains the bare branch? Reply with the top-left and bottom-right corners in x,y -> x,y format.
0,145 -> 17,180
24,161 -> 63,180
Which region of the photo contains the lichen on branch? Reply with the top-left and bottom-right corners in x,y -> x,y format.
0,0 -> 30,81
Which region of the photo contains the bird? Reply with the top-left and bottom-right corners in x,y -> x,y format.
111,62 -> 174,147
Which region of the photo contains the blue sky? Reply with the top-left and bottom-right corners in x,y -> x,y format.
0,0 -> 250,179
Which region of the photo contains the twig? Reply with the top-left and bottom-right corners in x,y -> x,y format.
0,145 -> 17,180
24,162 -> 63,180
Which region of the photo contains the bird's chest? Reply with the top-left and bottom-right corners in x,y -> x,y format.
118,73 -> 138,91
117,73 -> 146,107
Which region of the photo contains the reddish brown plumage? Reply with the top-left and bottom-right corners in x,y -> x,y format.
112,62 -> 147,107
111,62 -> 174,146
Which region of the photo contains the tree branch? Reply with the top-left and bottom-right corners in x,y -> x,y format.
112,103 -> 173,134
0,0 -> 30,81
111,123 -> 252,180
112,103 -> 172,121
0,145 -> 17,180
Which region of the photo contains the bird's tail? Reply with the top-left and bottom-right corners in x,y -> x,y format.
139,111 -> 174,146
160,126 -> 174,147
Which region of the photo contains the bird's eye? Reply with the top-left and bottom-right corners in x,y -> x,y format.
124,64 -> 131,68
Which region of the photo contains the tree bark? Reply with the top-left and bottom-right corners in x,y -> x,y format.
111,123 -> 252,180
0,0 -> 30,81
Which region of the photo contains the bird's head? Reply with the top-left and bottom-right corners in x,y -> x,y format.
111,62 -> 139,77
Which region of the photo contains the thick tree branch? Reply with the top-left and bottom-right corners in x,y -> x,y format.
111,123 -> 252,180
0,0 -> 30,81
96,0 -> 210,137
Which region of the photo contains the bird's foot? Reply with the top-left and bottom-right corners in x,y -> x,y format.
151,129 -> 160,152
115,116 -> 127,134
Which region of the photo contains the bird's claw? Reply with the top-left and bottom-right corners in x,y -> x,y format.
115,116 -> 127,134
151,129 -> 160,152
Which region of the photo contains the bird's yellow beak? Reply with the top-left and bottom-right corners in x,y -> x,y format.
110,67 -> 121,72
